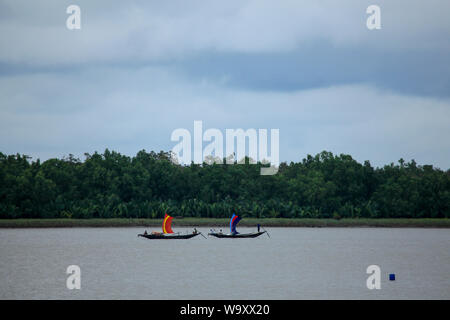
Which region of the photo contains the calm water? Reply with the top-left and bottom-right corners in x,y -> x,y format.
0,227 -> 449,299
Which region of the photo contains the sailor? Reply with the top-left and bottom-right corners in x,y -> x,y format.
257,224 -> 261,232
193,227 -> 198,234
144,230 -> 148,235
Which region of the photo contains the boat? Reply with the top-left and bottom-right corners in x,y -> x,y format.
208,213 -> 268,238
208,231 -> 267,238
138,213 -> 203,240
138,232 -> 201,240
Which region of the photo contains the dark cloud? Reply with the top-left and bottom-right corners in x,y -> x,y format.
0,1 -> 449,168
175,44 -> 450,97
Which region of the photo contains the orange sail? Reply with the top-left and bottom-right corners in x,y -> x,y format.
162,213 -> 174,234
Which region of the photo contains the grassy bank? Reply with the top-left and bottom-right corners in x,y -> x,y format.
0,218 -> 448,228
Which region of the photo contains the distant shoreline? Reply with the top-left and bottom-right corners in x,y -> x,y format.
0,218 -> 448,228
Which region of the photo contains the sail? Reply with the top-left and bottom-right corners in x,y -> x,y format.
162,213 -> 174,234
229,213 -> 241,234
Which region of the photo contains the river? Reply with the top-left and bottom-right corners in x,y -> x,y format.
0,227 -> 448,299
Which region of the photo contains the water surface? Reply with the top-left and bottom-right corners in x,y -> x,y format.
0,227 -> 449,299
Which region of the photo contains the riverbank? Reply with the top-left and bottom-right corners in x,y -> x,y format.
0,218 -> 448,228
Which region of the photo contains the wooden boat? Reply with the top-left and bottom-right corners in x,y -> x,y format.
208,213 -> 269,238
138,213 -> 203,240
208,231 -> 266,238
138,232 -> 201,240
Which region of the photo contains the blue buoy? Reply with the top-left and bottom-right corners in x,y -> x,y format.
389,274 -> 396,281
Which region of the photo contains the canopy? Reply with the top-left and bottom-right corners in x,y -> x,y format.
229,213 -> 241,234
162,213 -> 174,234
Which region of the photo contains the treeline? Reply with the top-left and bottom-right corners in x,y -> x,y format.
0,150 -> 449,219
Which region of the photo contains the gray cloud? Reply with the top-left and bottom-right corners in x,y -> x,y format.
1,67 -> 449,168
1,0 -> 449,64
0,1 -> 449,168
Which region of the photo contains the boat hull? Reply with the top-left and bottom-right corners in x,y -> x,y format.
138,233 -> 201,240
208,231 -> 266,238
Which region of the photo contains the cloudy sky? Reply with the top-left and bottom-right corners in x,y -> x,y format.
1,0 -> 449,168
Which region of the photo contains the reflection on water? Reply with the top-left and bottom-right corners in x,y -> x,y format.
0,227 -> 449,299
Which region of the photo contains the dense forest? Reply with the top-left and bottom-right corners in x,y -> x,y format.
0,150 -> 449,219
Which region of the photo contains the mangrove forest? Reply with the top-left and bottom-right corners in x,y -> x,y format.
0,150 -> 449,219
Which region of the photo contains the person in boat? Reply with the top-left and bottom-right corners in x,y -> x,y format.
193,228 -> 198,234
257,224 -> 261,232
144,230 -> 148,235
219,229 -> 222,234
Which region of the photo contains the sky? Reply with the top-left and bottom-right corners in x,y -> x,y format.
1,0 -> 449,169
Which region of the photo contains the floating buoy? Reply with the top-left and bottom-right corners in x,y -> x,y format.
389,274 -> 396,281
